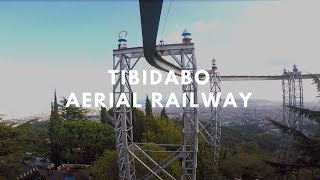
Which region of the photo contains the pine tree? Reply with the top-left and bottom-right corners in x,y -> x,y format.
49,90 -> 61,166
145,95 -> 153,118
53,90 -> 60,122
49,90 -> 60,137
101,106 -> 107,124
160,107 -> 168,120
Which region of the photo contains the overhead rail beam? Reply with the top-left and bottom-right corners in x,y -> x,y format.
113,45 -> 320,81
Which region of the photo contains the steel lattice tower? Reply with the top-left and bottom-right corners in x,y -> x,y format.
199,59 -> 222,171
282,65 -> 303,130
209,59 -> 222,170
277,64 -> 304,178
113,53 -> 136,179
289,64 -> 304,130
180,45 -> 199,180
113,40 -> 199,179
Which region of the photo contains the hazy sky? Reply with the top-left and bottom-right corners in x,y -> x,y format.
1,0 -> 320,118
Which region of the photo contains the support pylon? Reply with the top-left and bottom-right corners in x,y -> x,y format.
209,59 -> 222,170
277,64 -> 304,179
198,59 -> 222,172
113,38 -> 199,179
113,52 -> 137,180
180,45 -> 199,180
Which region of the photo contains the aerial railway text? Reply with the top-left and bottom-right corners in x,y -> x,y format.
65,69 -> 252,108
65,92 -> 252,108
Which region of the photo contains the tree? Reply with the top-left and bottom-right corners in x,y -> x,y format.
160,107 -> 168,120
143,116 -> 182,145
90,150 -> 118,179
267,75 -> 320,179
197,137 -> 217,179
144,96 -> 155,142
49,90 -> 61,166
0,121 -> 49,179
100,106 -> 107,124
107,108 -> 114,117
49,90 -> 60,134
0,123 -> 24,178
56,119 -> 115,164
105,108 -> 114,126
145,96 -> 153,118
59,97 -> 87,120
132,108 -> 145,142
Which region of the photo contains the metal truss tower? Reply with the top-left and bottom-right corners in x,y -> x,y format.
277,64 -> 304,178
113,42 -> 199,180
289,64 -> 304,130
179,44 -> 199,180
199,59 -> 222,171
209,59 -> 222,170
282,64 -> 304,130
113,50 -> 139,179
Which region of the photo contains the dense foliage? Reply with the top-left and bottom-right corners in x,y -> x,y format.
90,150 -> 118,179
48,93 -> 115,165
0,121 -> 49,179
55,119 -> 114,164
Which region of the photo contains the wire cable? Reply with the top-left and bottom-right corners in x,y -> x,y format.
160,0 -> 173,42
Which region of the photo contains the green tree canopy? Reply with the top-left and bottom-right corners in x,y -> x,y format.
0,121 -> 49,179
59,97 -> 88,120
143,116 -> 182,145
56,119 -> 115,164
90,150 -> 118,179
132,108 -> 145,142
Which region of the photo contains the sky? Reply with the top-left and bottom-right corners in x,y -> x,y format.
1,0 -> 320,118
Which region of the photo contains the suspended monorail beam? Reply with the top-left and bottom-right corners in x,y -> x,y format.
140,1 -> 199,179
139,0 -> 164,70
220,74 -> 320,81
140,4 -> 320,82
113,45 -> 320,81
